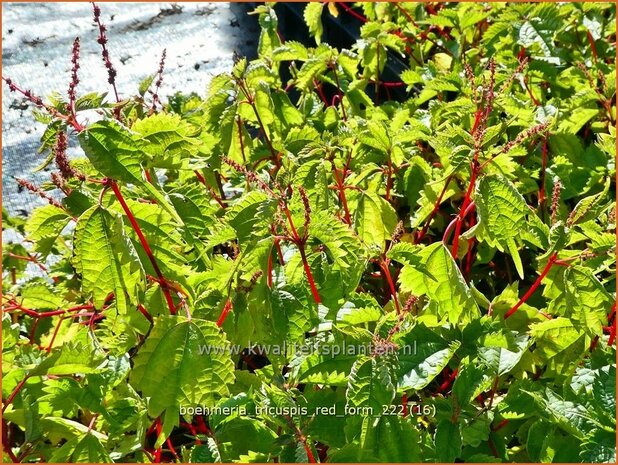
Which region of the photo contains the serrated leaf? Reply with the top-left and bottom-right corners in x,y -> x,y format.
347,355 -> 397,413
74,206 -> 144,313
25,204 -> 71,257
78,120 -> 182,223
390,242 -> 480,324
130,316 -> 235,417
353,190 -> 397,252
475,175 -> 528,278
48,432 -> 111,463
568,177 -> 610,225
304,3 -> 324,44
398,324 -> 461,390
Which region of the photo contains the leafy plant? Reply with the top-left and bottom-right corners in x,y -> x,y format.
2,2 -> 616,463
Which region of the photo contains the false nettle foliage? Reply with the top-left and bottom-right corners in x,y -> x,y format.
1,2 -> 616,463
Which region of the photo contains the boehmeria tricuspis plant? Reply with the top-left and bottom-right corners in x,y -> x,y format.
1,2 -> 616,463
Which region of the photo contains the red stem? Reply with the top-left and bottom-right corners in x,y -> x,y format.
401,392 -> 408,417
303,442 -> 317,463
7,253 -> 48,272
504,253 -> 558,319
166,437 -> 179,462
608,320 -> 616,346
216,298 -> 233,327
415,175 -> 452,243
2,419 -> 19,463
338,2 -> 367,23
2,375 -> 30,413
137,303 -> 153,324
47,315 -> 68,352
299,246 -> 321,304
313,79 -> 329,106
194,170 -> 206,185
267,248 -> 274,288
236,116 -> 248,164
333,168 -> 352,224
586,31 -> 598,63
378,81 -> 406,87
384,163 -> 393,201
153,418 -> 162,463
393,2 -> 418,27
444,201 -> 476,245
238,81 -> 278,162
331,64 -> 347,121
6,302 -> 94,318
464,213 -> 477,279
492,419 -> 509,432
380,259 -> 401,314
451,163 -> 478,257
470,109 -> 483,136
195,416 -> 210,435
524,76 -> 540,106
275,240 -> 286,266
109,181 -> 176,314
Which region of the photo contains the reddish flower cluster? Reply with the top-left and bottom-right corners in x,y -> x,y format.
550,179 -> 562,225
2,77 -> 44,106
68,37 -> 80,107
92,2 -> 119,102
391,220 -> 405,244
53,131 -> 85,181
298,186 -> 311,231
15,178 -> 64,210
151,49 -> 167,110
500,121 -> 550,156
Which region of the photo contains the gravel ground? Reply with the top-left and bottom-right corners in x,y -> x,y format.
2,2 -> 259,216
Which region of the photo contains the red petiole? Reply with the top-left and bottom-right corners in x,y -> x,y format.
108,180 -> 176,315
504,253 -> 558,319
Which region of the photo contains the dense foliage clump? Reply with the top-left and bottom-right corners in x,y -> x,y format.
2,2 -> 616,463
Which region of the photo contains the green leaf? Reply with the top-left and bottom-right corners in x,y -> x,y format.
434,420 -> 462,462
138,75 -> 155,96
477,333 -> 531,376
530,318 -> 587,378
296,58 -> 329,91
310,211 -> 366,292
48,432 -> 111,463
568,177 -> 610,225
24,205 -> 71,257
353,190 -> 397,252
78,120 -> 182,223
130,316 -> 235,417
357,416 -> 421,462
31,341 -> 105,377
527,421 -> 555,462
190,438 -> 221,463
73,206 -> 144,313
346,355 -> 397,413
17,280 -> 64,310
398,324 -> 461,390
304,3 -> 324,44
272,41 -> 309,62
390,242 -> 480,324
74,92 -> 107,112
563,266 -> 613,336
132,113 -> 200,168
225,191 -> 274,245
475,175 -> 528,279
